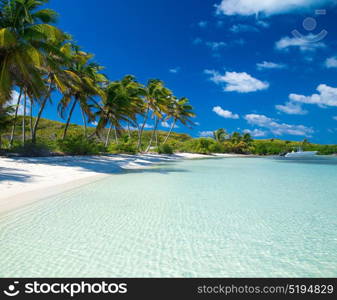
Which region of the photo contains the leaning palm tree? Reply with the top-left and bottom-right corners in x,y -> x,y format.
136,79 -> 173,152
145,89 -> 173,152
0,0 -> 69,145
137,79 -> 166,151
96,75 -> 144,146
0,0 -> 65,104
31,40 -> 75,143
242,132 -> 252,144
231,132 -> 242,144
162,97 -> 195,145
58,48 -> 107,140
9,88 -> 23,146
213,128 -> 228,143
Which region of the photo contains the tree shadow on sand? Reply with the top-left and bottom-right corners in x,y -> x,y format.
4,155 -> 188,179
0,167 -> 32,183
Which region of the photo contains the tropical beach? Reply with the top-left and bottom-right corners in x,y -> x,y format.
1,0 -> 337,282
0,153 -> 241,214
1,156 -> 337,277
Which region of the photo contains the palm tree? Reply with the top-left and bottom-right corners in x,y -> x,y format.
213,128 -> 228,143
231,132 -> 242,144
31,40 -> 75,143
137,79 -> 166,151
58,48 -> 107,140
96,75 -> 144,147
163,97 -> 195,145
242,132 -> 252,144
136,79 -> 173,152
9,88 -> 23,146
145,89 -> 173,152
0,0 -> 65,104
0,0 -> 68,145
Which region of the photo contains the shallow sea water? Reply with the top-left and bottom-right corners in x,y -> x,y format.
0,157 -> 336,277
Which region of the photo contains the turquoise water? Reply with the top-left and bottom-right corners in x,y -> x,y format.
0,157 -> 337,277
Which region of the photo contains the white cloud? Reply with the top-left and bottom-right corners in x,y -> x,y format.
205,70 -> 269,93
243,129 -> 267,137
230,24 -> 258,33
91,121 -> 98,126
275,101 -> 308,115
212,106 -> 239,119
144,123 -> 154,129
199,131 -> 214,137
215,0 -> 335,16
7,90 -> 21,108
244,113 -> 313,136
325,57 -> 337,68
333,116 -> 337,121
7,90 -> 30,115
257,61 -> 286,70
289,84 -> 337,108
256,20 -> 269,28
161,121 -> 179,129
198,21 -> 208,28
275,35 -> 326,52
206,41 -> 227,50
169,67 -> 180,74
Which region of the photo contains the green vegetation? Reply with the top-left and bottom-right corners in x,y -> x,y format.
0,118 -> 336,156
157,144 -> 173,155
0,0 -> 195,154
0,1 -> 336,157
252,139 -> 337,155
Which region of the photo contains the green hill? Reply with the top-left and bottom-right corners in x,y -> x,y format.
1,117 -> 337,156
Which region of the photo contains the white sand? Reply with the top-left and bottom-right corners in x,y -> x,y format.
0,153 -> 242,214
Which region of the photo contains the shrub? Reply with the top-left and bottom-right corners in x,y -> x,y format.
209,142 -> 225,153
57,135 -> 105,155
108,142 -> 137,154
157,144 -> 173,154
181,138 -> 218,154
11,140 -> 52,156
229,141 -> 251,154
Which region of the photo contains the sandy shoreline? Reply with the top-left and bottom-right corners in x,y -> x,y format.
0,153 -> 243,214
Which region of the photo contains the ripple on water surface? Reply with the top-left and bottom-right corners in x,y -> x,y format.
0,157 -> 337,277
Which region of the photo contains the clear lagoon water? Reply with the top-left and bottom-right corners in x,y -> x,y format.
0,157 -> 337,277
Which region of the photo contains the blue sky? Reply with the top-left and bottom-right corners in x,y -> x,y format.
32,0 -> 337,143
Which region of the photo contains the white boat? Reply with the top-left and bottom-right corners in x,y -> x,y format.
285,148 -> 317,158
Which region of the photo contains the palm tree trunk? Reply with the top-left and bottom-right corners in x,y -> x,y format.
32,80 -> 53,144
127,123 -> 132,139
32,95 -> 48,144
135,122 -> 141,153
80,107 -> 87,138
114,127 -> 118,144
137,106 -> 150,151
22,92 -> 27,145
62,98 -> 78,140
30,98 -> 33,140
163,119 -> 176,145
105,123 -> 113,147
9,88 -> 23,148
146,117 -> 159,152
155,131 -> 159,148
